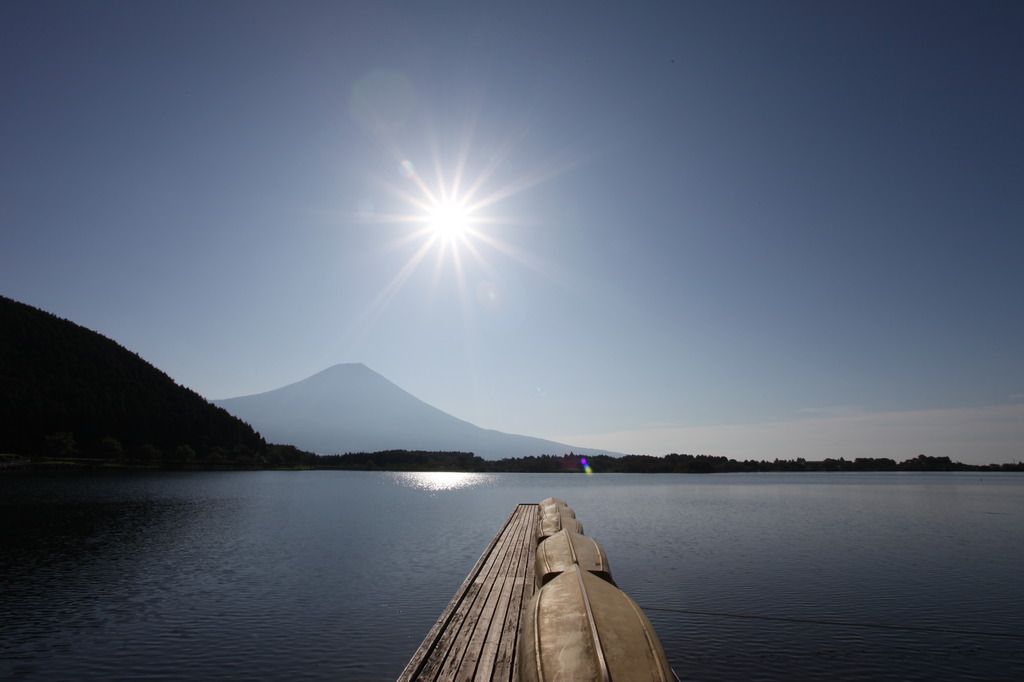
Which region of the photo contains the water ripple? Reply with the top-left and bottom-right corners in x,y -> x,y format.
2,471 -> 1022,681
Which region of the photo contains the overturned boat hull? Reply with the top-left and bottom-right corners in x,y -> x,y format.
519,565 -> 675,682
539,502 -> 584,539
535,528 -> 613,587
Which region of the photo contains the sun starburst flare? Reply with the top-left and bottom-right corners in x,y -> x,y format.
338,90 -> 592,354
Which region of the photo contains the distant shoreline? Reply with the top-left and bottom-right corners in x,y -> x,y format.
3,450 -> 1021,474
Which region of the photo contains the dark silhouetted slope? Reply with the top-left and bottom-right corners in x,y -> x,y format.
0,295 -> 265,457
215,364 -> 618,460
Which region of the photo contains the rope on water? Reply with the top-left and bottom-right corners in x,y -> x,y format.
640,606 -> 1024,639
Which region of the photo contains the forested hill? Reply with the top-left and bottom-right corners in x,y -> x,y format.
0,295 -> 265,462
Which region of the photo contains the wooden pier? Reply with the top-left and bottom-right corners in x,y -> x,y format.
398,503 -> 540,682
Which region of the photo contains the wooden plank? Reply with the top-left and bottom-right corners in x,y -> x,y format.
398,504 -> 540,682
493,509 -> 538,680
431,505 -> 534,682
436,519 -> 517,680
479,508 -> 537,680
442,505 -> 532,681
399,509 -> 518,681
457,508 -> 533,680
484,507 -> 536,675
478,505 -> 537,680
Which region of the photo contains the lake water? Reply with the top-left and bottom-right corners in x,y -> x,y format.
2,471 -> 1022,681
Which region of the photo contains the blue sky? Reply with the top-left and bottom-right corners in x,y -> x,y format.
3,1 -> 1022,464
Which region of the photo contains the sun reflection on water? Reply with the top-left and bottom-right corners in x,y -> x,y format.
389,471 -> 496,491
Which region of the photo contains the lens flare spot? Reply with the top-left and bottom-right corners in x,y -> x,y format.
477,281 -> 501,311
349,69 -> 416,134
399,160 -> 415,178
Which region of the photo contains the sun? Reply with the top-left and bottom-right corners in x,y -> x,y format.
428,200 -> 470,241
346,126 -> 585,331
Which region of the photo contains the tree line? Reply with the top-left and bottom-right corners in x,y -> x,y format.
107,449 -> 1009,474
301,451 -> 1023,473
9,442 -> 1021,473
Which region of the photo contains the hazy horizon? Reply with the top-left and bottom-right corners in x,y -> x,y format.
2,2 -> 1022,464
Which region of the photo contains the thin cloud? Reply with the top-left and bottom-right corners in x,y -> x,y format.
795,405 -> 866,419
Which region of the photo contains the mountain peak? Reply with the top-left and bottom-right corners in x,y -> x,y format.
214,365 -> 620,460
325,362 -> 369,371
294,363 -> 398,392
